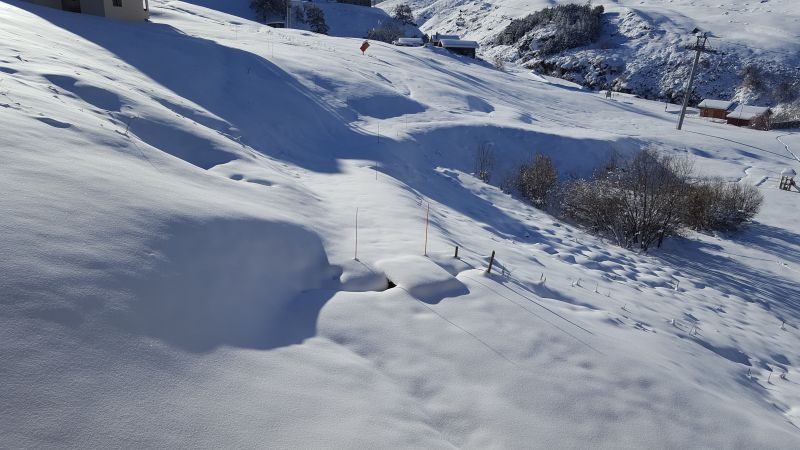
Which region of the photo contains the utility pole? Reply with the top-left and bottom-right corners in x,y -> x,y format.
677,32 -> 716,130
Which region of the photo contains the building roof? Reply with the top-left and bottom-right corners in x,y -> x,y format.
394,37 -> 423,46
439,39 -> 480,49
727,105 -> 772,121
782,168 -> 797,177
432,34 -> 460,42
697,99 -> 733,110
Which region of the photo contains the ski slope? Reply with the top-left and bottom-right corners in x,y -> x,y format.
2,0 -> 800,447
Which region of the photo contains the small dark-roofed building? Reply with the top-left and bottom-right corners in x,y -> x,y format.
439,39 -> 479,58
726,105 -> 773,130
697,99 -> 733,120
431,33 -> 460,47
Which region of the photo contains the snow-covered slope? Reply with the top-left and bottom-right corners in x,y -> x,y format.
2,0 -> 800,447
380,0 -> 800,114
182,0 -> 421,38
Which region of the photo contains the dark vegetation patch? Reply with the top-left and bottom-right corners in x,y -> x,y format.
496,3 -> 605,56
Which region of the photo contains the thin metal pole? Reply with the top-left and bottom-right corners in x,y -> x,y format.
487,250 -> 496,273
423,203 -> 430,255
678,34 -> 711,130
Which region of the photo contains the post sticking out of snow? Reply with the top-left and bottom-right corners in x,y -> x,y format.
675,280 -> 680,291
124,116 -> 137,136
454,245 -> 459,258
424,203 -> 430,256
354,208 -> 359,260
487,250 -> 496,273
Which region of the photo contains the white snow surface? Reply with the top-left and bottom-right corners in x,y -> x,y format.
2,0 -> 800,448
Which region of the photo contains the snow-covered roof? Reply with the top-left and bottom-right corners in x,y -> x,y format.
727,105 -> 771,120
432,34 -> 460,41
782,168 -> 797,177
698,99 -> 733,110
440,39 -> 480,49
394,37 -> 423,46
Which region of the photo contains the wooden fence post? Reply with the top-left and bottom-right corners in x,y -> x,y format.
354,208 -> 359,260
424,203 -> 430,256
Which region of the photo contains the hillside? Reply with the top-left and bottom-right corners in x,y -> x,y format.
379,0 -> 800,118
2,0 -> 800,447
182,0 -> 421,38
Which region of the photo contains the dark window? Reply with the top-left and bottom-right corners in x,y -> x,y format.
113,0 -> 123,7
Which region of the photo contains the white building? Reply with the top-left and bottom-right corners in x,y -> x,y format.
28,0 -> 150,21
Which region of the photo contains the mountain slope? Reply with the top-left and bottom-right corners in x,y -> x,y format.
380,0 -> 800,116
2,0 -> 800,447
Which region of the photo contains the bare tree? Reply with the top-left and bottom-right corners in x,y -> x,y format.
474,143 -> 495,183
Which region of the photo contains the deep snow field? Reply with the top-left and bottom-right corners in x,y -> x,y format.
2,0 -> 800,447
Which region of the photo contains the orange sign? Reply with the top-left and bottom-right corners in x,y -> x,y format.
360,40 -> 370,54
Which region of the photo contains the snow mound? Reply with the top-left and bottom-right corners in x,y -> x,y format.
376,255 -> 469,303
339,258 -> 390,292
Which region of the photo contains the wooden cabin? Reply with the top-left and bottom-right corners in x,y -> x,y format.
27,0 -> 150,21
726,105 -> 772,130
697,99 -> 733,120
431,33 -> 460,47
440,39 -> 479,58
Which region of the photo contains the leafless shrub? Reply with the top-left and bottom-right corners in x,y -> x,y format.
683,178 -> 762,231
474,143 -> 495,183
493,55 -> 506,72
515,153 -> 558,207
561,149 -> 691,251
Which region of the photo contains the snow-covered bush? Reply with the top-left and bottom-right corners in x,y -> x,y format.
496,3 -> 604,56
561,149 -> 762,249
250,0 -> 286,23
493,55 -> 506,72
561,149 -> 691,251
393,4 -> 415,26
683,179 -> 763,231
512,153 -> 558,208
305,5 -> 329,35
